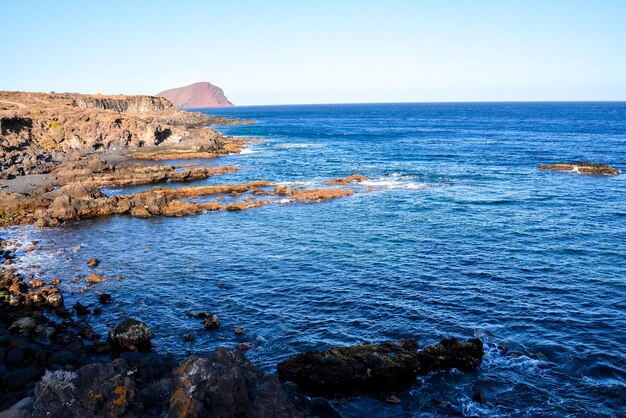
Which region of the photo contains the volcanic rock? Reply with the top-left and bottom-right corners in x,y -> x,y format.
108,319 -> 154,352
277,338 -> 484,398
538,162 -> 621,175
168,349 -> 301,418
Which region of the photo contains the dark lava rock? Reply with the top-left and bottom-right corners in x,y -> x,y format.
73,301 -> 90,316
202,314 -> 220,330
277,338 -> 484,398
2,367 -> 43,390
120,352 -> 175,384
32,359 -> 136,418
472,389 -> 485,404
168,348 -> 302,418
277,339 -> 420,397
98,293 -> 111,304
6,348 -> 25,366
283,381 -> 342,418
108,319 -> 154,352
183,334 -> 195,343
186,310 -> 209,319
8,317 -> 37,334
416,338 -> 484,374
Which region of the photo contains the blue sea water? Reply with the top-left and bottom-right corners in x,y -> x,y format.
8,102 -> 626,416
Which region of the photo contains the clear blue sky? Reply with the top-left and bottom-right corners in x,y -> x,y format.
1,0 -> 625,104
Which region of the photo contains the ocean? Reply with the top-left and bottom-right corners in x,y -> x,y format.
10,102 -> 626,416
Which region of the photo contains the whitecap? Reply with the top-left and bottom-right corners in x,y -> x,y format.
275,143 -> 320,149
362,173 -> 427,190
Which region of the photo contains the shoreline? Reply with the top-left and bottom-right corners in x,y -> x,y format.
0,91 -> 487,416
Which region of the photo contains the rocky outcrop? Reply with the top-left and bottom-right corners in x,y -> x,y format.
277,338 -> 484,398
169,350 -> 301,418
74,95 -> 172,113
538,162 -> 621,175
51,155 -> 238,187
157,82 -> 234,109
325,174 -> 369,185
0,91 -> 231,178
0,180 -> 356,227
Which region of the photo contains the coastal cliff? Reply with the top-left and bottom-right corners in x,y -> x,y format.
157,82 -> 234,109
0,91 -> 233,179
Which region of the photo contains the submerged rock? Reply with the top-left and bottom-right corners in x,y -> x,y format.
108,319 -> 154,352
538,162 -> 621,175
202,314 -> 220,330
277,338 -> 484,398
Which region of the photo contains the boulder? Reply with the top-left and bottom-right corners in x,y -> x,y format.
31,360 -> 136,418
108,319 -> 154,352
9,317 -> 37,334
168,348 -> 301,418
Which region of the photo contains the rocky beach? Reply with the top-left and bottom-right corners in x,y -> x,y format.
0,93 -> 491,417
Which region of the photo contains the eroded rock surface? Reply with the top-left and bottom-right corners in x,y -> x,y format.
0,91 -> 230,178
538,162 -> 621,175
108,320 -> 154,352
169,349 -> 302,418
277,338 -> 484,398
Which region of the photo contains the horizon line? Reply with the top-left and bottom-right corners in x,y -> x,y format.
192,99 -> 626,109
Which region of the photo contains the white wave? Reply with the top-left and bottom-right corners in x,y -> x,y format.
238,148 -> 256,155
276,180 -> 318,187
362,173 -> 427,190
275,143 -> 320,149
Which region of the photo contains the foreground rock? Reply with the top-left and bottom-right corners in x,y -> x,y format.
169,350 -> 302,418
277,338 -> 483,397
538,162 -> 621,175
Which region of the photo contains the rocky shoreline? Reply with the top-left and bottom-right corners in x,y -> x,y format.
0,238 -> 486,417
1,91 -> 487,416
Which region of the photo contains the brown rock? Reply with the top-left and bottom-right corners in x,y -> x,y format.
29,279 -> 44,288
538,162 -> 621,175
157,81 -> 234,109
85,272 -> 105,284
87,258 -> 100,268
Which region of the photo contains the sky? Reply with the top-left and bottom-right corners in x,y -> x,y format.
1,0 -> 626,105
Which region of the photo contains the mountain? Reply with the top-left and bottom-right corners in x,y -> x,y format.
157,82 -> 234,109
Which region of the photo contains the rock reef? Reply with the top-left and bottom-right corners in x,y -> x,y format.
0,180 -> 356,226
277,338 -> 484,398
538,162 -> 621,176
